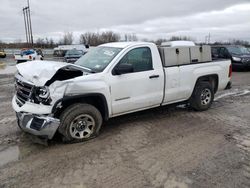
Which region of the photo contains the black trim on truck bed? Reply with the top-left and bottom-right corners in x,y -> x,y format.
162,60 -> 228,68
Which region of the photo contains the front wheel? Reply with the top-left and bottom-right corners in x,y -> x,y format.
189,82 -> 214,111
59,103 -> 103,143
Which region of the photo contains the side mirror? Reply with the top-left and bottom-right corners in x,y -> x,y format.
114,64 -> 133,75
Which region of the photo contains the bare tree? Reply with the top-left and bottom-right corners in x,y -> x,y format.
36,38 -> 45,48
229,39 -> 249,46
49,38 -> 55,48
60,32 -> 74,45
0,40 -> 3,48
79,32 -> 96,45
124,34 -> 138,41
79,31 -> 120,46
100,31 -> 120,44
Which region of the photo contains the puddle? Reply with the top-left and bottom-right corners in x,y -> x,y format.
0,65 -> 17,75
234,90 -> 250,97
214,89 -> 250,101
0,146 -> 19,167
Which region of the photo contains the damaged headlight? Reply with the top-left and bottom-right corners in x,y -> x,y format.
38,86 -> 50,99
35,86 -> 51,104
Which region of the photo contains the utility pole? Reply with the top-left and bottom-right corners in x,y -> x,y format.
22,0 -> 33,47
205,33 -> 211,44
205,36 -> 208,44
208,33 -> 211,44
27,0 -> 33,46
23,7 -> 29,44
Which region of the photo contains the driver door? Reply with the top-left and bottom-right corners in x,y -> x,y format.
109,47 -> 164,115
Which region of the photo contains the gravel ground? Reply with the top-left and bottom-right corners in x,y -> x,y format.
0,67 -> 250,188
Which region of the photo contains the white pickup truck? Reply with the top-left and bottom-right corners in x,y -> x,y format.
14,49 -> 44,63
12,42 -> 232,142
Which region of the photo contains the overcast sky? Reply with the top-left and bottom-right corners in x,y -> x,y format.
0,0 -> 250,43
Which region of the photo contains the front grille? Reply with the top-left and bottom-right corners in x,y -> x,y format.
30,117 -> 44,131
15,76 -> 34,107
243,58 -> 250,64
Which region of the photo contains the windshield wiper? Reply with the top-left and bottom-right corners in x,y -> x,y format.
80,66 -> 98,73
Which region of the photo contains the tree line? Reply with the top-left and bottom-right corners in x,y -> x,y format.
0,32 -> 249,49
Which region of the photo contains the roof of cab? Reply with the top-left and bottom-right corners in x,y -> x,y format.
100,42 -> 154,48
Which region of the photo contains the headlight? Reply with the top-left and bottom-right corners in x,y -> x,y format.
232,57 -> 242,62
35,86 -> 51,104
38,86 -> 50,99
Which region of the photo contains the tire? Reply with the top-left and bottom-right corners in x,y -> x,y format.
58,103 -> 103,143
189,82 -> 214,111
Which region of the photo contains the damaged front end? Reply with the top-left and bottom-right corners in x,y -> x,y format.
12,60 -> 88,139
16,112 -> 60,139
13,73 -> 60,139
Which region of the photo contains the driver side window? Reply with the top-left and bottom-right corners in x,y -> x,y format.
119,47 -> 153,73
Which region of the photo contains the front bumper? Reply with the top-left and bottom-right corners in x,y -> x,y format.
16,112 -> 60,139
232,61 -> 250,69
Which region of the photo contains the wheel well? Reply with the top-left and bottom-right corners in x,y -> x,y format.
53,94 -> 109,121
195,74 -> 219,93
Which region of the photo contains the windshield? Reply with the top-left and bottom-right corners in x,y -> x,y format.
75,46 -> 122,72
21,49 -> 35,55
227,46 -> 250,55
66,49 -> 83,56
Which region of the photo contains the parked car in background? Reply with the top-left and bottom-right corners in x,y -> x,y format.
212,45 -> 250,70
53,45 -> 88,57
14,49 -> 44,63
64,49 -> 85,63
53,49 -> 67,57
0,48 -> 6,58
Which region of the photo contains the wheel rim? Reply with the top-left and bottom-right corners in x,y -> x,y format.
200,88 -> 212,106
69,114 -> 95,139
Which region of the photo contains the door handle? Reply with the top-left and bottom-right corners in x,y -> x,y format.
149,75 -> 160,79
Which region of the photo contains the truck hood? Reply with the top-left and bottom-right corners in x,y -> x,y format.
16,60 -> 87,86
232,54 -> 250,58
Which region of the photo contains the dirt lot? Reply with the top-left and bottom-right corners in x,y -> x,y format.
0,69 -> 250,188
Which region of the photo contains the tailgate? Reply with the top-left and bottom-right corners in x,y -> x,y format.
15,55 -> 31,60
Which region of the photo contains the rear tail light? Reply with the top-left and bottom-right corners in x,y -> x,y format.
229,64 -> 232,78
29,55 -> 32,60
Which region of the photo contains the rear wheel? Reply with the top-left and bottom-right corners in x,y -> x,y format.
189,82 -> 214,111
59,103 -> 103,143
